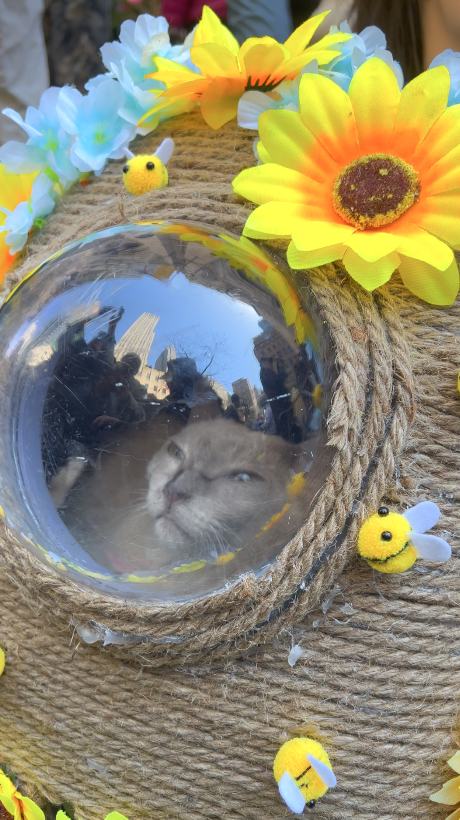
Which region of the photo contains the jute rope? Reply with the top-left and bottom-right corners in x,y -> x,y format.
0,111 -> 458,820
0,112 -> 413,665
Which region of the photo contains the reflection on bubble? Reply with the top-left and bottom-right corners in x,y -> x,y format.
0,222 -> 335,602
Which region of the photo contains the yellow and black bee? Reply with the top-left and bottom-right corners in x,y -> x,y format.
122,138 -> 174,195
273,737 -> 336,813
358,501 -> 451,573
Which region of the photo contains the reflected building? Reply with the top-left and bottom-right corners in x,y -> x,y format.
114,312 -> 159,367
232,377 -> 258,418
138,365 -> 169,398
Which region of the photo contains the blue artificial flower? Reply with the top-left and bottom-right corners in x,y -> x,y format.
430,50 -> 460,105
326,22 -> 404,91
103,60 -> 178,135
56,79 -> 135,175
0,87 -> 79,190
86,14 -> 197,94
0,173 -> 56,254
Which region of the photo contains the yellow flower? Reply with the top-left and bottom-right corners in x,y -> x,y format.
0,772 -> 44,820
232,58 -> 460,305
430,751 -> 460,820
141,6 -> 350,130
0,166 -> 37,284
0,647 -> 4,677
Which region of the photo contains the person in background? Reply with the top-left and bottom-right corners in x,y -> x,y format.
0,0 -> 49,144
226,0 -> 293,43
224,393 -> 242,423
353,0 -> 460,78
313,0 -> 460,82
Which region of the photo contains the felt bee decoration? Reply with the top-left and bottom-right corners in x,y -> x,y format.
273,737 -> 337,813
122,138 -> 174,195
357,501 -> 451,573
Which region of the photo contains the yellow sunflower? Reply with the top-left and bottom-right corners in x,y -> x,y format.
0,166 -> 37,284
140,6 -> 350,130
0,772 -> 44,820
232,58 -> 460,305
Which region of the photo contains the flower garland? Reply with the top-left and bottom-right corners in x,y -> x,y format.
1,6 -> 460,305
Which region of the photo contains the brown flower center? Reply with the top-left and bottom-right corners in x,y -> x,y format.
332,154 -> 420,230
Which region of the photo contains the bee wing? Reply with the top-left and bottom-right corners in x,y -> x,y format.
154,138 -> 174,165
410,532 -> 451,562
403,501 -> 440,534
306,755 -> 337,789
278,771 -> 306,814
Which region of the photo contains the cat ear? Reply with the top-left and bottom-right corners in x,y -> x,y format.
306,755 -> 337,788
410,532 -> 451,562
278,771 -> 306,814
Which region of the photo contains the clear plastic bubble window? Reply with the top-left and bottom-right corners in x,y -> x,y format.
0,222 -> 334,602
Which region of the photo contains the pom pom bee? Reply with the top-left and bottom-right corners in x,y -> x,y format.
122,138 -> 174,196
357,501 -> 451,573
273,737 -> 336,813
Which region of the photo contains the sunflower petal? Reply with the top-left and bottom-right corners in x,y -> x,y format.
393,223 -> 454,270
413,104 -> 460,172
287,241 -> 345,269
298,73 -> 359,164
398,254 -> 459,305
348,57 -> 401,153
449,752 -> 460,775
0,794 -> 17,816
243,202 -> 309,237
413,190 -> 460,247
430,775 -> 460,805
421,142 -> 460,196
200,77 -> 247,129
390,66 -> 450,160
342,248 -> 399,290
232,164 -> 307,204
258,109 -> 338,180
20,797 -> 45,820
241,44 -> 286,85
145,55 -> 194,77
194,6 -> 239,54
191,43 -> 241,78
292,220 -> 355,251
256,140 -> 273,164
445,811 -> 460,820
345,230 -> 399,262
284,11 -> 330,55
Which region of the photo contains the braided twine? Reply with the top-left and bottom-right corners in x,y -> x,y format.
0,112 -> 458,820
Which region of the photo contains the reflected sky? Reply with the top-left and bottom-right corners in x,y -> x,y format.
81,273 -> 265,392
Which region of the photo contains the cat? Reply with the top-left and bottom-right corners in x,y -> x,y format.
60,418 -> 315,577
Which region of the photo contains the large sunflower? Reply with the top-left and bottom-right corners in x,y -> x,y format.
140,6 -> 350,130
232,58 -> 460,305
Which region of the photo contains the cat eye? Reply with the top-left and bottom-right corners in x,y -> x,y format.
168,442 -> 185,460
229,472 -> 263,482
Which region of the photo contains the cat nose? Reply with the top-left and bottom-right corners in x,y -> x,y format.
164,483 -> 191,509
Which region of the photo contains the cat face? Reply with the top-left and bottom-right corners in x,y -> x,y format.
144,419 -> 295,561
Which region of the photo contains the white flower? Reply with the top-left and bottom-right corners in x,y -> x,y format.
56,79 -> 135,175
0,173 -> 56,254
